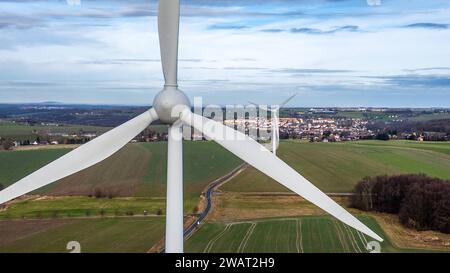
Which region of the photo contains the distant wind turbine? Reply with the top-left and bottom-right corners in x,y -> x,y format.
0,0 -> 382,253
249,94 -> 296,156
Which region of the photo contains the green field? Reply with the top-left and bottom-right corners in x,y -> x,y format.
1,140 -> 448,253
335,111 -> 392,121
0,120 -> 111,141
222,140 -> 450,193
0,120 -> 168,141
185,216 -> 429,253
407,112 -> 450,121
0,217 -> 165,253
0,141 -> 242,217
0,196 -> 171,219
0,141 -> 242,198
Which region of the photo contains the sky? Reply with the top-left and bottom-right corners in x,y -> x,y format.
0,0 -> 449,107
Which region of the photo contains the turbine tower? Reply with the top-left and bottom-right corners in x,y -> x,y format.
0,0 -> 383,253
249,94 -> 296,156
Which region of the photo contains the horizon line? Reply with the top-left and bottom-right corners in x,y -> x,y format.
0,102 -> 449,109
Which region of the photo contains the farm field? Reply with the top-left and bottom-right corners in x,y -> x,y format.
0,196 -> 171,219
0,140 -> 449,253
207,192 -> 450,251
407,112 -> 450,121
0,141 -> 242,216
0,217 -> 165,253
0,120 -> 168,141
0,120 -> 111,141
185,215 -> 427,253
0,141 -> 242,198
222,140 -> 450,193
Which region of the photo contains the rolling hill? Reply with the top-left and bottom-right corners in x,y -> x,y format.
222,140 -> 450,193
0,141 -> 242,200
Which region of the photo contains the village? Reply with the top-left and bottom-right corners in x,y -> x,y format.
1,105 -> 448,151
224,116 -> 373,142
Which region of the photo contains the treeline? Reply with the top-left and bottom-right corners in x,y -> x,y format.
369,118 -> 450,136
351,174 -> 450,233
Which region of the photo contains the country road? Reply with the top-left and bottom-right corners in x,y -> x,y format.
159,163 -> 247,253
157,163 -> 355,252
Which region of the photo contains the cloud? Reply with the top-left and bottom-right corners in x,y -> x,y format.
290,25 -> 360,34
76,58 -> 202,65
2,0 -> 450,107
272,68 -> 354,74
405,67 -> 450,72
0,29 -> 102,49
260,28 -> 284,33
0,81 -> 62,87
365,74 -> 450,87
403,23 -> 449,29
208,24 -> 249,30
0,13 -> 43,29
260,25 -> 360,34
223,66 -> 267,70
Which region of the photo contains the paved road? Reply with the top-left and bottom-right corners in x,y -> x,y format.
160,163 -> 246,253
158,163 -> 352,252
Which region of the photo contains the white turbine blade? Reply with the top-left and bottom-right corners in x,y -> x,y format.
272,110 -> 279,155
0,109 -> 158,205
279,93 -> 297,108
158,0 -> 180,86
165,122 -> 184,253
275,119 -> 280,149
275,113 -> 280,148
181,111 -> 383,242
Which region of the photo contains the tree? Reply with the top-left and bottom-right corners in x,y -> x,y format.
375,133 -> 389,141
94,188 -> 103,198
352,174 -> 450,234
433,198 -> 450,233
2,140 -> 14,150
351,177 -> 374,211
192,206 -> 200,214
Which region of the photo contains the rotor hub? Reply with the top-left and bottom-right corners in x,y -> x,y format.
153,86 -> 191,124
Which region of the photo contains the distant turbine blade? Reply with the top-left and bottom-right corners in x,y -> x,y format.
181,111 -> 383,242
275,116 -> 280,148
0,109 -> 159,205
158,0 -> 180,86
279,93 -> 297,108
248,101 -> 270,112
272,110 -> 279,155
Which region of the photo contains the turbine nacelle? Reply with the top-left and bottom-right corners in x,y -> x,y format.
153,86 -> 191,124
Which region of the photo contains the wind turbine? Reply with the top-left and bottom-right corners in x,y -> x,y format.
0,0 -> 383,253
249,94 -> 296,156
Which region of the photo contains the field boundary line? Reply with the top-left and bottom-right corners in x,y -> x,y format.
237,222 -> 257,253
343,224 -> 362,253
343,224 -> 358,252
350,227 -> 364,253
296,219 -> 304,253
334,221 -> 349,252
203,224 -> 232,253
356,230 -> 368,251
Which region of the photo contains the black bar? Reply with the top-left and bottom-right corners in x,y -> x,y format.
0,253 -> 446,272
